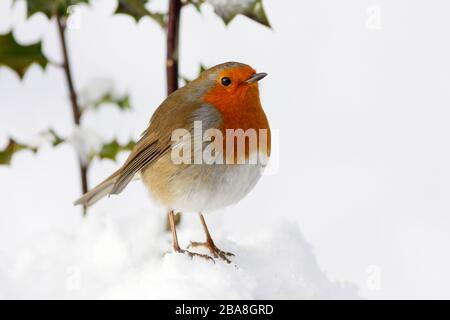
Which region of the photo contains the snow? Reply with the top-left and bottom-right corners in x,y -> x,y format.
206,0 -> 254,21
2,0 -> 450,299
26,130 -> 57,149
0,208 -> 358,299
78,77 -> 115,109
68,126 -> 103,165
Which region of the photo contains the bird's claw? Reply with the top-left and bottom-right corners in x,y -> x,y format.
188,240 -> 234,263
175,248 -> 215,263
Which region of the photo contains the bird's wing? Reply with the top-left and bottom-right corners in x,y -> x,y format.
109,132 -> 168,195
110,101 -> 222,194
74,87 -> 223,208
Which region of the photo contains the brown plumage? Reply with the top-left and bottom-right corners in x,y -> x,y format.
75,62 -> 270,262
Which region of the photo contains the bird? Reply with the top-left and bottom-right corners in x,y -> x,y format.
75,62 -> 271,263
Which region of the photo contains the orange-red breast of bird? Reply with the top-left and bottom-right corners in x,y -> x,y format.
203,65 -> 271,161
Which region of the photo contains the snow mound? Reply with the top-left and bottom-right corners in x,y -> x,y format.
0,209 -> 358,299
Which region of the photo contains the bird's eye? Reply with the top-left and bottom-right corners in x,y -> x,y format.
221,77 -> 232,86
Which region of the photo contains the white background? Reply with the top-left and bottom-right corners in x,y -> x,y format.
1,0 -> 450,299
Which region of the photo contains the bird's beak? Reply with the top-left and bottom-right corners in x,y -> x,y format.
245,72 -> 268,84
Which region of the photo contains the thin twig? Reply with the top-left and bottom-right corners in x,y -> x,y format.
164,0 -> 182,230
166,0 -> 182,95
56,13 -> 89,215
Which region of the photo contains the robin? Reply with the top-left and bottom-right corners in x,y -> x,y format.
75,62 -> 271,263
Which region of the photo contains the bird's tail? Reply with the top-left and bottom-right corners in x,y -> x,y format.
74,171 -> 120,207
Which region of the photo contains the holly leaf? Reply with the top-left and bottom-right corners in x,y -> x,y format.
115,0 -> 166,28
78,78 -> 132,112
0,129 -> 67,165
242,0 -> 270,27
89,93 -> 131,111
207,0 -> 271,28
181,63 -> 208,84
186,0 -> 205,12
97,139 -> 136,161
46,128 -> 65,147
23,0 -> 89,19
0,138 -> 37,165
0,32 -> 48,78
199,63 -> 207,74
23,0 -> 60,18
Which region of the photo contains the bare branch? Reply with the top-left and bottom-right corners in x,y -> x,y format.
166,0 -> 182,95
56,13 -> 89,215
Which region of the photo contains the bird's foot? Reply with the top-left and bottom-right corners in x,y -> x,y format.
174,247 -> 215,263
188,240 -> 234,263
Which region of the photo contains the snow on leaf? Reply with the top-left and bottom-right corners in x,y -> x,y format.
78,78 -> 131,112
0,129 -> 66,165
69,127 -> 103,165
0,32 -> 48,78
115,0 -> 166,28
23,0 -> 89,19
28,128 -> 66,149
46,129 -> 65,147
90,93 -> 131,111
206,0 -> 271,28
0,138 -> 37,165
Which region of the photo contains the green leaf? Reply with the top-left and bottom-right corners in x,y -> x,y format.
186,0 -> 205,13
180,63 -> 208,84
0,129 -> 68,165
79,79 -> 132,112
97,139 -> 136,161
89,93 -> 131,111
117,96 -> 131,110
46,128 -> 65,147
115,0 -> 166,28
0,32 -> 48,78
199,63 -> 207,74
23,0 -> 88,19
0,138 -> 37,165
23,0 -> 59,18
243,0 -> 270,28
207,0 -> 271,28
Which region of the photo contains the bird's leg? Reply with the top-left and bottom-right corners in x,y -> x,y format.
188,213 -> 234,263
168,210 -> 214,262
168,210 -> 182,252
